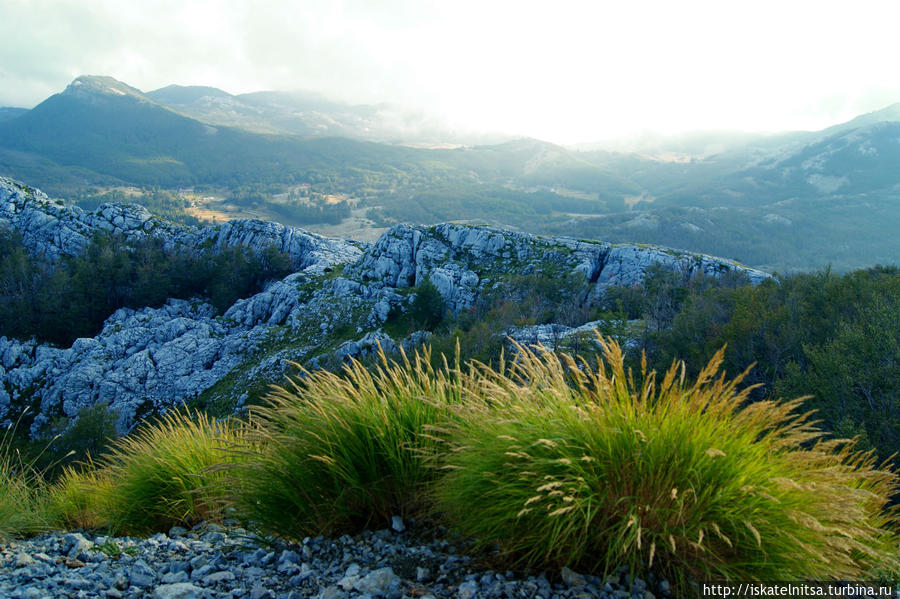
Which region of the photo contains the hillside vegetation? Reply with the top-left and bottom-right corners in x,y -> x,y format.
0,229 -> 293,346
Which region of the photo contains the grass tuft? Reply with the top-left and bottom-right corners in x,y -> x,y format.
83,408 -> 245,535
47,458 -> 113,531
233,347 -> 462,539
433,337 -> 900,589
0,411 -> 52,540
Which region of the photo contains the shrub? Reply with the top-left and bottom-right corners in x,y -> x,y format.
433,338 -> 900,590
408,279 -> 446,331
234,348 -> 461,539
89,408 -> 245,535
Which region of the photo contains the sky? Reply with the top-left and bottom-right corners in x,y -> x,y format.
2,0 -> 900,145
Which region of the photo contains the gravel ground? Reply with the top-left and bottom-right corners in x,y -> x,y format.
0,520 -> 671,599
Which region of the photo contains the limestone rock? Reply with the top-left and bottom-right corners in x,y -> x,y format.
0,176 -> 363,271
0,178 -> 771,438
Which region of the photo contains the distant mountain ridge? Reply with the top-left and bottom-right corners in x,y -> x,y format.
144,81 -> 499,144
0,75 -> 898,272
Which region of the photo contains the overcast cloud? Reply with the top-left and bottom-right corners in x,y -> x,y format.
2,0 -> 900,144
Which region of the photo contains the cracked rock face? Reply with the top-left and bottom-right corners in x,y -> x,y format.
0,178 -> 770,435
346,223 -> 769,313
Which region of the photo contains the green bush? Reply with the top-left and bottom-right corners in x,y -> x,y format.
233,348 -> 461,539
88,408 -> 245,535
47,459 -> 113,530
433,338 -> 900,590
408,280 -> 446,331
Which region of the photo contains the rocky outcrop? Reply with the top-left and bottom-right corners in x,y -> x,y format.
0,177 -> 363,271
1,301 -> 245,431
347,223 -> 769,313
504,319 -> 641,351
0,178 -> 771,434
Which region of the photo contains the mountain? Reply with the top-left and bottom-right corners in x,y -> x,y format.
0,107 -> 28,122
1,75 -> 898,273
144,84 -> 233,105
0,76 -> 638,222
0,176 -> 767,434
0,75 -> 433,189
819,102 -> 900,137
146,84 -> 502,145
557,106 -> 900,271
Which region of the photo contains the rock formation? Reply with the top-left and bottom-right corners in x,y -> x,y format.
0,177 -> 770,433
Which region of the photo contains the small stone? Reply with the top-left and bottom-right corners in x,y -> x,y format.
458,581 -> 479,599
391,516 -> 405,533
64,533 -> 94,557
161,571 -> 190,584
113,573 -> 129,590
338,575 -> 360,591
561,566 -> 587,588
203,570 -> 236,585
249,586 -> 274,599
62,556 -> 85,568
277,562 -> 301,575
14,553 -> 35,568
21,588 -> 44,599
278,549 -> 301,565
129,559 -> 157,587
201,531 -> 226,544
416,567 -> 432,582
153,583 -> 209,599
355,567 -> 400,597
317,587 -> 347,599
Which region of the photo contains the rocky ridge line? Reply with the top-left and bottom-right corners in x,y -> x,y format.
0,177 -> 363,271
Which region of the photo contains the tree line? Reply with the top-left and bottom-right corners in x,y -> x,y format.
607,264 -> 900,462
0,229 -> 294,346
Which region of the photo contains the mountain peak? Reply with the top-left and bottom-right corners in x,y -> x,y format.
63,75 -> 147,100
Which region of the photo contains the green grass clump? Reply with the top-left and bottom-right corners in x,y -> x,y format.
47,459 -> 113,531
84,408 -> 245,535
433,338 -> 900,589
0,417 -> 51,540
234,348 -> 462,539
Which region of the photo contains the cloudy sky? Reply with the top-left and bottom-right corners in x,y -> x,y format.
2,0 -> 900,144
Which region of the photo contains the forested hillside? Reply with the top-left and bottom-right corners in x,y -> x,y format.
0,229 -> 293,346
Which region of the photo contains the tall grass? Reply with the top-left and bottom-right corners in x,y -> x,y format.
48,458 -> 114,531
0,412 -> 51,540
77,408 -> 245,535
233,347 -> 462,539
433,338 -> 900,588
